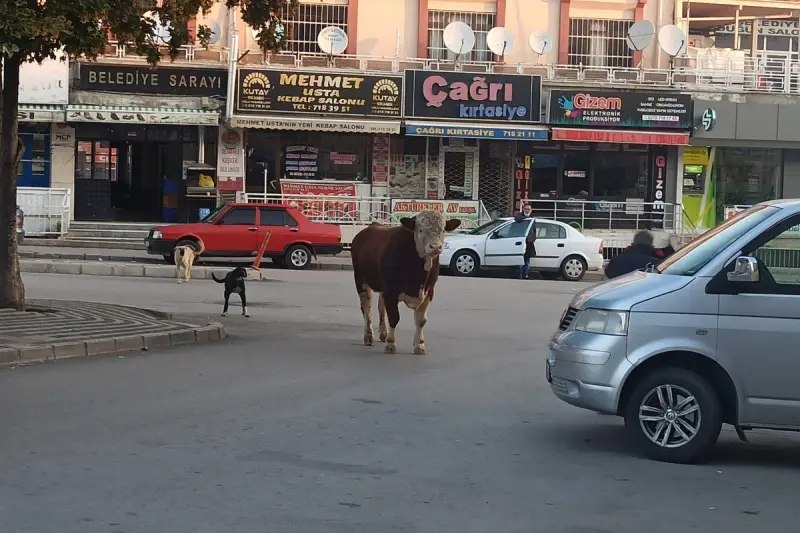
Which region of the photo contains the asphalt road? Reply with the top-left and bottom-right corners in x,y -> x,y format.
2,271 -> 800,532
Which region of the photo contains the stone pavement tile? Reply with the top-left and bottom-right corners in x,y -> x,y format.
0,300 -> 226,368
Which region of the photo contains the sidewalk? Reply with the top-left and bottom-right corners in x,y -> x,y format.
19,245 -> 604,281
0,299 -> 226,367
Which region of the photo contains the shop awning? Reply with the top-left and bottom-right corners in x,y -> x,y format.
551,128 -> 690,146
405,121 -> 548,141
19,104 -> 65,123
230,115 -> 401,134
66,105 -> 220,126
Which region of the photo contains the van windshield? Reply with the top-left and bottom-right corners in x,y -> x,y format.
658,205 -> 778,276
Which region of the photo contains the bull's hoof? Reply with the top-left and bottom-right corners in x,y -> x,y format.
364,335 -> 374,346
384,343 -> 397,354
414,345 -> 427,355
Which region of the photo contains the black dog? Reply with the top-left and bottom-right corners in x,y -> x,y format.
211,267 -> 249,317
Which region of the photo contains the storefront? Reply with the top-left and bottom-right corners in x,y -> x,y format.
68,63 -> 225,222
229,68 -> 403,218
18,57 -> 69,189
683,98 -> 800,231
402,70 -> 546,219
541,88 -> 693,231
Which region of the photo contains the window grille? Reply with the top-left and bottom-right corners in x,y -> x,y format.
568,18 -> 634,68
284,2 -> 349,54
428,10 -> 496,62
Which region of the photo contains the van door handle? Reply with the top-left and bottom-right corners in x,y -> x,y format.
515,241 -> 522,245
248,227 -> 258,232
557,243 -> 565,247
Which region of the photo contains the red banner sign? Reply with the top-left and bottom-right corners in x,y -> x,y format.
551,128 -> 690,146
280,181 -> 358,220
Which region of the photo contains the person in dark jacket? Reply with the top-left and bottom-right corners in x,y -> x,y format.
604,230 -> 660,279
514,204 -> 537,279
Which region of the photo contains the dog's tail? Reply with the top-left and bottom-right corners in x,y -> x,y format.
211,272 -> 225,283
193,239 -> 206,256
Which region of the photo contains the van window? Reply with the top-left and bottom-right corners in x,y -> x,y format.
658,205 -> 778,276
753,221 -> 800,289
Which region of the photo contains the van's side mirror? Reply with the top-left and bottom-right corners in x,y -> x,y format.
489,231 -> 498,239
727,256 -> 760,283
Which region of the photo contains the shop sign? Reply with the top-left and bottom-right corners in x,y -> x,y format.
683,147 -> 709,166
551,128 -> 690,145
549,89 -> 692,130
19,57 -> 69,105
280,180 -> 358,220
235,69 -> 402,118
284,145 -> 320,180
371,135 -> 390,186
701,109 -> 716,131
648,147 -> 668,211
18,106 -> 65,123
78,64 -> 227,96
391,199 -> 481,226
217,127 -> 245,192
404,70 -> 542,123
230,116 -> 400,134
405,122 -> 548,140
66,106 -> 220,126
513,155 -> 532,210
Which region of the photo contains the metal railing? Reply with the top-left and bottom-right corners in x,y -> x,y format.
17,187 -> 72,237
525,199 -> 695,234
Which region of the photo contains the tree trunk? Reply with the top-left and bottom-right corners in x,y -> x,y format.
0,55 -> 25,311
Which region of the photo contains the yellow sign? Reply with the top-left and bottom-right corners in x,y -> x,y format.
684,147 -> 709,166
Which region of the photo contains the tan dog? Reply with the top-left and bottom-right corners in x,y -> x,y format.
174,241 -> 205,284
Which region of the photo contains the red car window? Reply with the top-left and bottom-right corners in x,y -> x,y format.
259,208 -> 285,226
219,207 -> 256,225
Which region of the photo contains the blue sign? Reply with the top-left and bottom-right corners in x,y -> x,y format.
405,123 -> 548,141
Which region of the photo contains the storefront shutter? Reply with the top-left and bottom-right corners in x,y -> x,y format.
782,149 -> 800,199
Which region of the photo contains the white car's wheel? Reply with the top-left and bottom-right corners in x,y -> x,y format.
450,250 -> 479,277
560,255 -> 587,282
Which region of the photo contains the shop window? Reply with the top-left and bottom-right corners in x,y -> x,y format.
593,147 -> 647,198
389,136 -> 428,199
17,130 -> 51,187
220,207 -> 256,225
716,148 -> 781,220
528,153 -> 559,196
563,151 -> 590,196
428,10 -> 496,62
568,18 -> 633,68
284,1 -> 348,54
75,140 -> 118,181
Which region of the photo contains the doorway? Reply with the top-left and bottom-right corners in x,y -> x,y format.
439,139 -> 478,200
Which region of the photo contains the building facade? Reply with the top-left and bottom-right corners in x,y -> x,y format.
18,0 -> 800,242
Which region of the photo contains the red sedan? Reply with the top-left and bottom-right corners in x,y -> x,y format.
144,203 -> 343,269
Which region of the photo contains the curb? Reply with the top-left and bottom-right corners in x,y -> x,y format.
20,258 -> 605,282
0,322 -> 227,368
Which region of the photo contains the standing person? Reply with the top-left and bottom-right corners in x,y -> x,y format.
604,230 -> 660,279
514,203 -> 537,279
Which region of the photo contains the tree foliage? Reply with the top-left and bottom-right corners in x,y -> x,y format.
0,0 -> 297,310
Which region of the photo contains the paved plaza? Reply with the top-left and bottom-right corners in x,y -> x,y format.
1,271 -> 798,532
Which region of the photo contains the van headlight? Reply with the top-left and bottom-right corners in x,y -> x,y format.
572,308 -> 629,336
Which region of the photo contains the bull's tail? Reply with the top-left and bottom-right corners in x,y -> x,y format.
193,239 -> 206,256
211,272 -> 226,284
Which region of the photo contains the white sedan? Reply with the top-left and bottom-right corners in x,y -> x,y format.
440,217 -> 604,281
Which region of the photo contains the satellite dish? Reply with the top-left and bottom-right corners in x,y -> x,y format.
143,11 -> 171,44
206,20 -> 222,46
487,27 -> 515,57
443,21 -> 476,57
658,24 -> 687,57
626,20 -> 655,51
528,31 -> 553,55
317,26 -> 348,55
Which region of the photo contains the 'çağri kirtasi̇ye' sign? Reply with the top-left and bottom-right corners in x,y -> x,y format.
404,70 -> 542,123
235,69 -> 402,117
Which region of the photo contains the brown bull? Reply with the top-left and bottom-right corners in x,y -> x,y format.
351,211 -> 461,354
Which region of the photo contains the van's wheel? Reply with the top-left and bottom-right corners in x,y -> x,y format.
560,255 -> 587,281
450,250 -> 479,277
285,244 -> 312,270
624,367 -> 722,464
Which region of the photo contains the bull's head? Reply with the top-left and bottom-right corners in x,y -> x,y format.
401,211 -> 461,269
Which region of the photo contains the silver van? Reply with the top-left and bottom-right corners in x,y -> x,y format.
547,199 -> 800,463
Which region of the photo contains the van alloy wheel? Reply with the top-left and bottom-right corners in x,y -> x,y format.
450,251 -> 478,277
624,367 -> 722,464
638,384 -> 701,448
